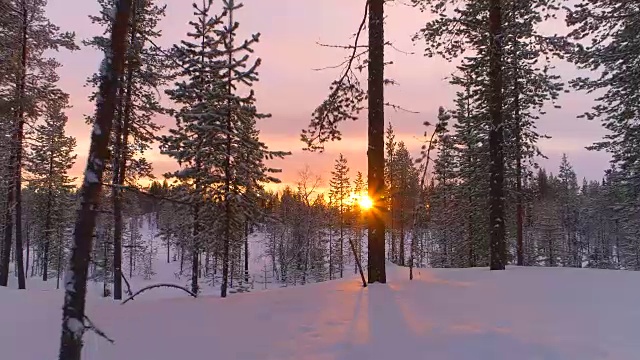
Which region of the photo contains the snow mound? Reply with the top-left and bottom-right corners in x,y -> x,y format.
2,265 -> 640,359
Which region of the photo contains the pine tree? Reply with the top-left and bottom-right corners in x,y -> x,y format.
25,91 -> 76,282
160,0 -> 226,296
302,0 -> 386,283
413,0 -> 565,268
0,0 -> 77,288
162,0 -> 285,298
566,1 -> 640,270
84,0 -> 168,300
451,87 -> 490,267
352,171 -> 366,273
329,153 -> 350,278
58,0 -> 132,358
390,142 -> 418,266
557,154 -> 580,266
385,123 -> 397,261
431,112 -> 461,267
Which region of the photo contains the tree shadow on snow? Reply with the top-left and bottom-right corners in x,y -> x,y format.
335,283 -> 568,360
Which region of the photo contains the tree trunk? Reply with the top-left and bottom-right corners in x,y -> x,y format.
166,234 -> 170,263
56,227 -> 63,289
112,108 -> 123,297
516,160 -> 524,266
129,224 -> 134,278
113,0 -> 139,301
43,185 -> 53,282
329,222 -> 333,280
399,207 -> 405,266
11,0 -> 29,290
488,0 -> 506,271
191,204 -> 200,294
389,161 -> 395,262
25,222 -> 29,276
339,209 -> 344,278
244,220 -> 249,282
58,1 -> 132,358
221,8 -> 234,298
367,0 -> 386,284
0,174 -> 14,286
512,6 -> 524,267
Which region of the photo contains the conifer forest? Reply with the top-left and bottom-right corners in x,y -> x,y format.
1,0 -> 640,359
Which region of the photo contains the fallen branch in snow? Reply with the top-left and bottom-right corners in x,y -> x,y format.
83,315 -> 114,344
121,272 -> 133,297
347,237 -> 367,288
121,283 -> 197,305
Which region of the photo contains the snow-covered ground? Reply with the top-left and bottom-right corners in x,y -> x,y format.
2,262 -> 640,359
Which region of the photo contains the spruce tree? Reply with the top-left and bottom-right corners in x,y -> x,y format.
58,0 -> 132,358
413,0 -> 565,268
0,0 -> 77,288
84,0 -> 168,300
390,142 -> 419,266
557,154 -> 580,266
329,153 -> 350,278
431,112 -> 461,267
352,171 -> 366,273
162,0 -> 285,298
566,1 -> 640,269
385,123 -> 397,261
25,91 -> 76,282
302,0 -> 387,283
161,0 -> 225,296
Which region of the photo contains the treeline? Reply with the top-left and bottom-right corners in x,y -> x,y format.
0,0 -> 638,302
0,0 -> 78,289
0,0 -> 287,304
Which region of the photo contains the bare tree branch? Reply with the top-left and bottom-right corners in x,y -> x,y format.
83,315 -> 115,344
121,283 -> 197,304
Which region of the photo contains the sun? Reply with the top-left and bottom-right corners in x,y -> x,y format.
358,195 -> 374,210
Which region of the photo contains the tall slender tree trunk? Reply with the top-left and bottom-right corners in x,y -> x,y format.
113,0 -> 139,301
339,208 -> 344,278
367,0 -> 386,284
42,119 -> 57,283
56,227 -> 62,289
399,202 -> 405,266
515,141 -> 523,265
488,0 -> 506,271
43,182 -> 53,282
166,234 -> 170,263
13,0 -> 29,290
191,203 -> 199,295
244,220 -> 249,282
389,157 -> 395,262
58,0 -> 132,358
221,7 -> 234,298
328,221 -> 333,280
25,221 -> 29,276
128,224 -> 134,278
112,107 -> 123,296
1,0 -> 29,289
512,3 -> 524,267
1,167 -> 14,286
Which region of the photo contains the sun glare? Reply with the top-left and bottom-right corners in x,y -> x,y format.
359,195 -> 374,210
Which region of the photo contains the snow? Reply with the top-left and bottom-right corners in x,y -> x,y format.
66,318 -> 84,339
2,262 -> 640,359
2,216 -> 639,359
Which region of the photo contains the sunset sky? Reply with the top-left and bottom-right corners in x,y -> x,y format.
46,0 -> 610,191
